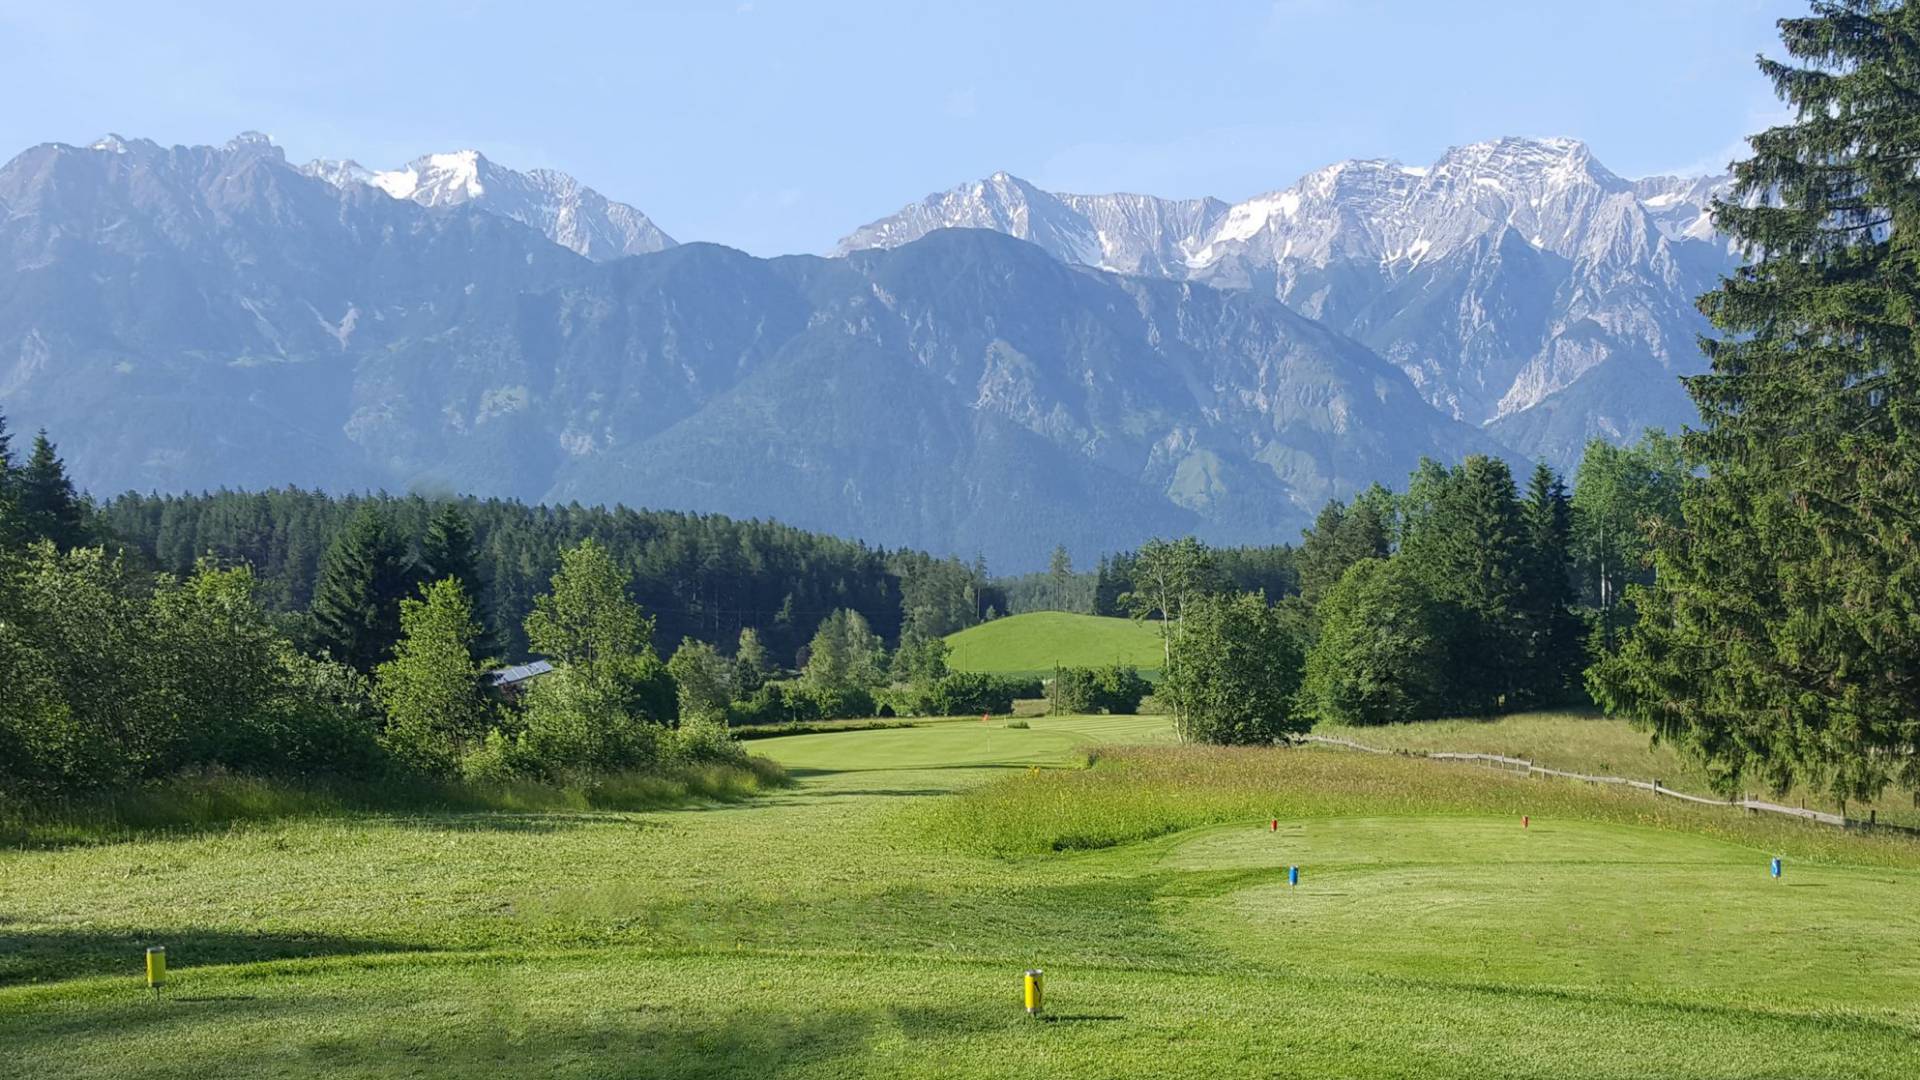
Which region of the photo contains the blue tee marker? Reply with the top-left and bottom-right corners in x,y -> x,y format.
1770,857 -> 1782,879
1289,865 -> 1300,887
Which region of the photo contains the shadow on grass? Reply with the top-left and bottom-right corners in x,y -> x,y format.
3,990 -> 894,1080
0,927 -> 423,988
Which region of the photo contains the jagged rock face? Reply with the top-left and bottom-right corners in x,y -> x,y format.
0,135 -> 1507,568
837,138 -> 1738,464
302,148 -> 676,260
833,172 -> 1230,278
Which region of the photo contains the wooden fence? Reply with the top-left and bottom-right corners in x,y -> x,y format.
1301,734 -> 1920,837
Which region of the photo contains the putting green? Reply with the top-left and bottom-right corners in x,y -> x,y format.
1167,816 -> 1920,1012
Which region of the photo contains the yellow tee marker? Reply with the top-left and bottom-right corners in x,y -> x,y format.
1023,968 -> 1044,1017
146,946 -> 166,989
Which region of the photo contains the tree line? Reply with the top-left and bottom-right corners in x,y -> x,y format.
96,489 -> 1008,665
0,417 -> 1035,802
1089,431 -> 1688,745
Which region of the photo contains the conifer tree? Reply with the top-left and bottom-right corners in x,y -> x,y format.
419,502 -> 490,659
0,412 -> 19,549
1048,545 -> 1073,611
1092,556 -> 1123,616
1403,456 -> 1526,711
0,409 -> 15,482
419,503 -> 480,591
1518,462 -> 1582,703
311,505 -> 414,672
19,431 -> 87,550
1593,1 -> 1920,802
1297,486 -> 1395,606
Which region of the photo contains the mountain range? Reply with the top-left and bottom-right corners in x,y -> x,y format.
300,146 -> 677,260
0,132 -> 1729,568
836,137 -> 1736,466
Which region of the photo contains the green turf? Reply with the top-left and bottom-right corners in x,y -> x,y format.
3,713 -> 1918,1078
943,611 -> 1165,679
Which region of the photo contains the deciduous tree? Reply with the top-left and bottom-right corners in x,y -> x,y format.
1162,591 -> 1307,745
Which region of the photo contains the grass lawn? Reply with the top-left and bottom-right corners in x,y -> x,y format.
943,612 -> 1164,680
3,713 -> 1918,1077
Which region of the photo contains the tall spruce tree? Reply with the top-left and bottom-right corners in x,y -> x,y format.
419,502 -> 490,660
0,411 -> 18,549
19,431 -> 87,550
1297,486 -> 1395,605
1592,1 -> 1920,803
1403,455 -> 1527,712
419,503 -> 480,590
1048,545 -> 1073,611
1519,462 -> 1582,704
311,505 -> 415,673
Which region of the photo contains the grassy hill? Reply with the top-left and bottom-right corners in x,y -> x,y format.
944,611 -> 1165,679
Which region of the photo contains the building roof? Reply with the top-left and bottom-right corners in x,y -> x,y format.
488,660 -> 555,687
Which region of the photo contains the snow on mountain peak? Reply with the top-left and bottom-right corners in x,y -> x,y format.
832,136 -> 1736,438
301,158 -> 374,189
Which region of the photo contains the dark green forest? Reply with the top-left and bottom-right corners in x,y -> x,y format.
94,489 -> 1008,666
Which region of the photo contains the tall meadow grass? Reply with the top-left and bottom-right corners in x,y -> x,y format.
0,756 -> 788,848
924,744 -> 1920,868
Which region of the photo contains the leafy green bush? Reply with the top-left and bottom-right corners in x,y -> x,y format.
998,676 -> 1046,699
663,718 -> 749,766
1094,665 -> 1152,714
1049,666 -> 1100,714
729,680 -> 881,725
806,684 -> 879,720
925,671 -> 1018,716
504,667 -> 665,780
0,547 -> 392,798
1048,664 -> 1150,715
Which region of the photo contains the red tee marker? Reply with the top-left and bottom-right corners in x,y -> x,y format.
1270,819 -> 1277,832
1523,815 -> 1530,829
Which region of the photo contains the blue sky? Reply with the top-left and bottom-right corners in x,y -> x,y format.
2,0 -> 1798,256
